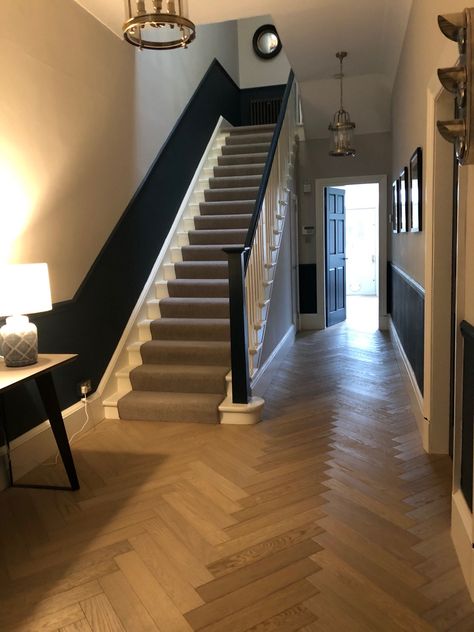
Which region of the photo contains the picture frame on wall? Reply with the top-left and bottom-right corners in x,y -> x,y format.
399,167 -> 409,233
391,180 -> 399,233
409,147 -> 423,232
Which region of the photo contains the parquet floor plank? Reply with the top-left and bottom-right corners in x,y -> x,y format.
59,618 -> 94,632
80,593 -> 126,632
1,322 -> 473,630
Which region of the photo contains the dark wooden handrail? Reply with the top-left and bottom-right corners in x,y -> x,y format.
244,70 -> 295,270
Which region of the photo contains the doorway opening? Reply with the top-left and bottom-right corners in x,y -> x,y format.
318,177 -> 386,332
339,183 -> 379,332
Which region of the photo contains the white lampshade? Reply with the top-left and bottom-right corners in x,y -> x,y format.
0,263 -> 52,317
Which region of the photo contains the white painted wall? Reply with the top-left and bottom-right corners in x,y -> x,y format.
237,15 -> 291,89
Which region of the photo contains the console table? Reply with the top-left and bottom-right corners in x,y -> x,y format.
0,354 -> 80,491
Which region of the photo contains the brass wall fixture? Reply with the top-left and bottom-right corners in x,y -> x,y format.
437,9 -> 474,164
123,0 -> 196,50
328,51 -> 356,157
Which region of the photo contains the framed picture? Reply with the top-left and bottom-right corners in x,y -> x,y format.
391,180 -> 399,233
399,167 -> 409,233
409,147 -> 422,232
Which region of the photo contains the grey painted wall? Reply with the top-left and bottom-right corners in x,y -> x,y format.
297,132 -> 392,265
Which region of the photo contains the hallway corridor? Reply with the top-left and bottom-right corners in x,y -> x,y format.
0,325 -> 473,630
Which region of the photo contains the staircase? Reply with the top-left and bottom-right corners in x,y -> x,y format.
116,124 -> 275,424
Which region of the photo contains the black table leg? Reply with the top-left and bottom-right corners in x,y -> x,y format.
34,373 -> 80,491
0,394 -> 13,486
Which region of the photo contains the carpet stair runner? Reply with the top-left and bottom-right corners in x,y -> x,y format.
117,123 -> 275,424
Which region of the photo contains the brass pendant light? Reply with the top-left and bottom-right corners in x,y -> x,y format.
123,0 -> 196,50
329,51 -> 356,157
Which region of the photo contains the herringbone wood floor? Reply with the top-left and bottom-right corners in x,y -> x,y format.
1,323 -> 473,631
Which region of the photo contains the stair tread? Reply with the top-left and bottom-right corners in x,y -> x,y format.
205,186 -> 259,194
214,165 -> 264,177
189,228 -> 247,238
217,153 -> 267,166
160,297 -> 229,305
204,187 -> 259,202
188,228 -> 248,246
132,363 -> 229,376
120,391 -> 225,405
130,363 -> 228,394
117,391 -> 224,424
226,133 -> 273,145
209,176 -> 262,187
222,143 -> 271,155
229,124 -> 276,134
167,278 -> 229,285
181,244 -> 243,261
150,317 -> 230,341
194,214 -> 252,230
141,339 -> 229,351
195,213 -> 252,221
199,200 -> 255,215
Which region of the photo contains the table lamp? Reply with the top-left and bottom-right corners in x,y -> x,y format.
0,264 -> 52,367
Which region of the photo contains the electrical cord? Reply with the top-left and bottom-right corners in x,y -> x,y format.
47,394 -> 91,466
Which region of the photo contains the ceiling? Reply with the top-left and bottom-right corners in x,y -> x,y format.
74,0 -> 413,139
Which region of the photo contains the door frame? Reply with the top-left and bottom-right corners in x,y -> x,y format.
423,79 -> 456,455
315,175 -> 388,330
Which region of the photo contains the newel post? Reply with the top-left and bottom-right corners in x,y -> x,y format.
224,246 -> 251,404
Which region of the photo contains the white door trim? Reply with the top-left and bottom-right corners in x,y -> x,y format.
315,175 -> 388,331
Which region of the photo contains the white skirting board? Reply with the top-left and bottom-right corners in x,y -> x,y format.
299,313 -> 324,330
0,393 -> 104,491
251,324 -> 296,398
388,317 -> 428,452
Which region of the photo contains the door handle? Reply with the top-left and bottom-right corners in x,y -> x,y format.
341,257 -> 348,260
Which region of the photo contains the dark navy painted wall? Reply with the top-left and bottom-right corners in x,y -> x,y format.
460,320 -> 474,510
298,264 -> 317,314
2,59 -> 243,440
388,263 -> 425,394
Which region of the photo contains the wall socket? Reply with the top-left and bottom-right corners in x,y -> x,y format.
80,379 -> 92,396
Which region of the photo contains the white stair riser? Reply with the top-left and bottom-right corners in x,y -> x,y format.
171,248 -> 183,263
184,217 -> 196,232
163,264 -> 176,280
146,300 -> 161,320
177,232 -> 190,247
138,321 -> 152,341
116,374 -> 132,391
104,405 -> 119,419
127,347 -> 142,365
155,280 -> 169,299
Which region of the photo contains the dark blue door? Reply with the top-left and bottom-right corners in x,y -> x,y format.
325,187 -> 346,326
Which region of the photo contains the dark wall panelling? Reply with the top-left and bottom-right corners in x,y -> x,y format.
240,84 -> 286,126
298,264 -> 317,314
2,59 -> 241,440
389,263 -> 425,394
387,261 -> 392,315
460,320 -> 474,511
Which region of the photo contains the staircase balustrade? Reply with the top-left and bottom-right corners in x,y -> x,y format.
226,72 -> 297,404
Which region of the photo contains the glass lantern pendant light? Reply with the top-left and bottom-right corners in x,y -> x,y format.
123,0 -> 196,50
329,51 -> 356,157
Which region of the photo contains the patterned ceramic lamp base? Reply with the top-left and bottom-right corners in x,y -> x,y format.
0,316 -> 38,367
